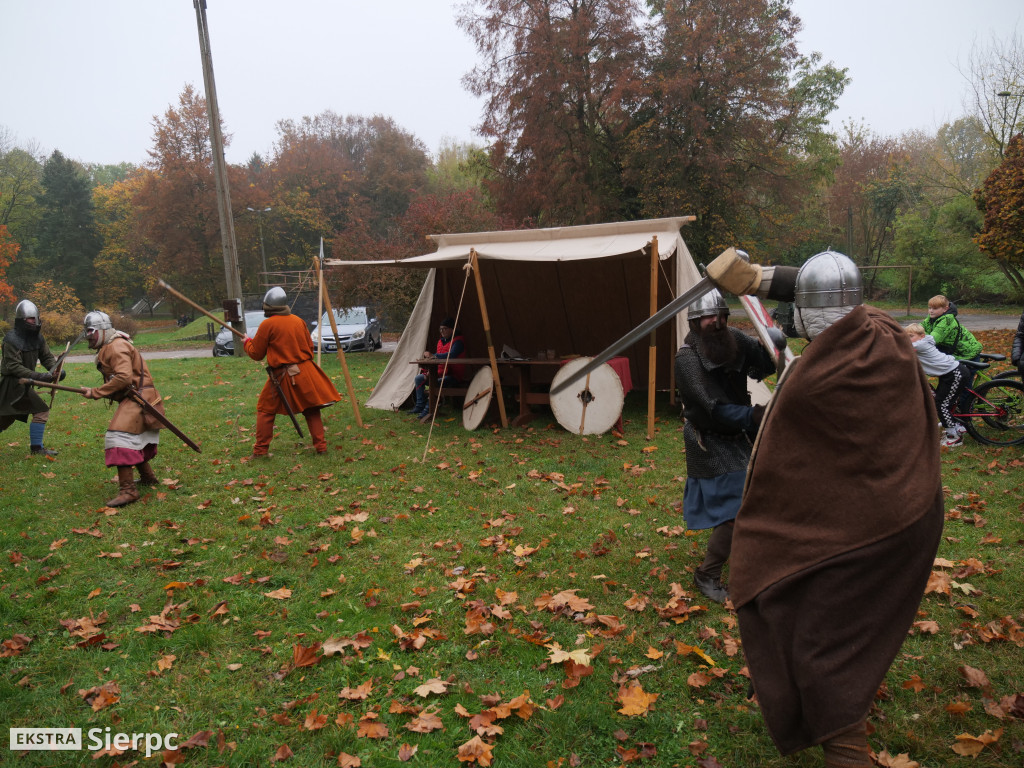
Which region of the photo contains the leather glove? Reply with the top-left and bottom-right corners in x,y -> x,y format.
30,371 -> 54,382
706,247 -> 763,296
52,368 -> 68,382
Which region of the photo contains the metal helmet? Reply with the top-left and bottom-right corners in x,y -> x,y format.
14,300 -> 39,322
262,286 -> 287,310
83,310 -> 113,332
794,251 -> 862,309
687,288 -> 730,320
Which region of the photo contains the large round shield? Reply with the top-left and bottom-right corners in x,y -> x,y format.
462,367 -> 495,430
549,357 -> 624,435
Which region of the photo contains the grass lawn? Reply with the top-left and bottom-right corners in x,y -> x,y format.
1,332 -> 1022,767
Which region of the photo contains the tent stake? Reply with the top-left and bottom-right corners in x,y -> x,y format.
647,235 -> 658,439
469,249 -> 508,428
314,256 -> 364,428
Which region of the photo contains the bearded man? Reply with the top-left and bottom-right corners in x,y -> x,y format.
0,299 -> 64,456
706,248 -> 944,768
674,288 -> 776,603
80,311 -> 164,507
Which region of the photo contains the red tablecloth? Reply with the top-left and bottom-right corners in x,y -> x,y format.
605,356 -> 633,395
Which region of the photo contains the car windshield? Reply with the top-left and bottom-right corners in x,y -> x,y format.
244,311 -> 265,334
322,308 -> 367,326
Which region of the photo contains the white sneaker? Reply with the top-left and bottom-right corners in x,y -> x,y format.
954,424 -> 967,435
940,434 -> 964,448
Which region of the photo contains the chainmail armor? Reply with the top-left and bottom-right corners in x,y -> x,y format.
675,328 -> 774,478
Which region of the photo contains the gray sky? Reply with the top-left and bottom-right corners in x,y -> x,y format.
2,1 -> 1021,167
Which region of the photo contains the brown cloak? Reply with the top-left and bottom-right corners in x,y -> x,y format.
731,304 -> 944,754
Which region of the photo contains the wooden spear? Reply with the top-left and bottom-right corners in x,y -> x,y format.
313,257 -> 363,428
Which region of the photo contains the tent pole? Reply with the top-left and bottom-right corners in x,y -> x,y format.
669,247 -> 677,407
469,249 -> 508,428
316,242 -> 325,367
646,236 -> 658,439
314,257 -> 364,428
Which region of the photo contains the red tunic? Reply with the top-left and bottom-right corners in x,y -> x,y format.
243,313 -> 341,415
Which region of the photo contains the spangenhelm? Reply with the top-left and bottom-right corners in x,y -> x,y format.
263,286 -> 287,310
15,300 -> 39,322
794,251 -> 863,309
83,310 -> 113,332
687,288 -> 730,320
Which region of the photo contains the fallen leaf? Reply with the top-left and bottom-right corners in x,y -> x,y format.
617,682 -> 658,716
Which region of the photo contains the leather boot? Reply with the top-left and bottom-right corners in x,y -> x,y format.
694,523 -> 733,603
137,461 -> 159,486
822,721 -> 872,768
106,466 -> 140,507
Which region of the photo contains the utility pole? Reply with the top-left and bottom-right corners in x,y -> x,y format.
193,0 -> 245,351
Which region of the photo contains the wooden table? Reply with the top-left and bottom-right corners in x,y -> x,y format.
413,356 -> 633,428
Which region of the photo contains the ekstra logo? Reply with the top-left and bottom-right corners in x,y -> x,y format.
9,728 -> 83,750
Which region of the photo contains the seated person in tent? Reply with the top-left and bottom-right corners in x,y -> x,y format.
409,317 -> 466,419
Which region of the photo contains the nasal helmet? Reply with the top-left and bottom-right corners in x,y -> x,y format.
794,251 -> 862,309
15,300 -> 40,323
687,288 -> 730,320
83,310 -> 113,332
262,286 -> 287,312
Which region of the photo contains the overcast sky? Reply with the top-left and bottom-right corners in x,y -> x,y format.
2,1 -> 1021,168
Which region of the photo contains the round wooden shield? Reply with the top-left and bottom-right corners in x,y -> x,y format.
462,367 -> 495,430
549,357 -> 624,435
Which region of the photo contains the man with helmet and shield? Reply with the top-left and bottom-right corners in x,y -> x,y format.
79,310 -> 165,507
243,287 -> 340,457
674,288 -> 775,603
703,249 -> 944,768
0,299 -> 65,456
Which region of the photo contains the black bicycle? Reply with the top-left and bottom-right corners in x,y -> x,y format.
947,353 -> 1024,446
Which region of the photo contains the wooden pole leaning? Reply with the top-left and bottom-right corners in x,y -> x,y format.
647,235 -> 659,440
316,250 -> 325,367
158,279 -> 243,338
314,258 -> 363,428
469,249 -> 508,428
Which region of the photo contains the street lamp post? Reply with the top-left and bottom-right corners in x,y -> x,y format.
247,206 -> 271,281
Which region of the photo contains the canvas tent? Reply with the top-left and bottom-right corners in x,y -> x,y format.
323,217 -> 706,415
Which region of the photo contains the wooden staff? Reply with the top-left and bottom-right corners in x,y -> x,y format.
158,278 -> 302,435
469,248 -> 508,428
313,258 -> 363,428
158,279 -> 242,338
646,235 -> 658,440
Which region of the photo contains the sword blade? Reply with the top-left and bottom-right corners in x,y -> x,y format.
126,387 -> 203,453
548,276 -> 715,395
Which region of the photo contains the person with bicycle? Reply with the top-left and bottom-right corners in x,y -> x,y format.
922,295 -> 982,409
906,323 -> 969,448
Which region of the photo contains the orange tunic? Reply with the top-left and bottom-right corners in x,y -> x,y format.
243,313 -> 341,415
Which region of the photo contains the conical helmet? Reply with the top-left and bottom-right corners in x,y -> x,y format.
794,251 -> 862,309
262,286 -> 287,311
687,289 -> 729,320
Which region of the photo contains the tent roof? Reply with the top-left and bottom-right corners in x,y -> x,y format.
323,216 -> 695,269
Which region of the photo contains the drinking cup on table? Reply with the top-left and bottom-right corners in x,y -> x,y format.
547,349 -> 556,360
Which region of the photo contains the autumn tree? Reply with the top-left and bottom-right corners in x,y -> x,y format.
628,0 -> 847,260
458,0 -> 645,225
974,133 -> 1024,294
0,224 -> 19,312
0,133 -> 43,290
36,150 -> 102,306
131,84 -> 231,305
93,173 -> 157,306
960,30 -> 1024,159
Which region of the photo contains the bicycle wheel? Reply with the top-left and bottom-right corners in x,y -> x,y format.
964,379 -> 1024,446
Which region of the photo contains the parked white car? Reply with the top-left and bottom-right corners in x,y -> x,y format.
310,307 -> 382,353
